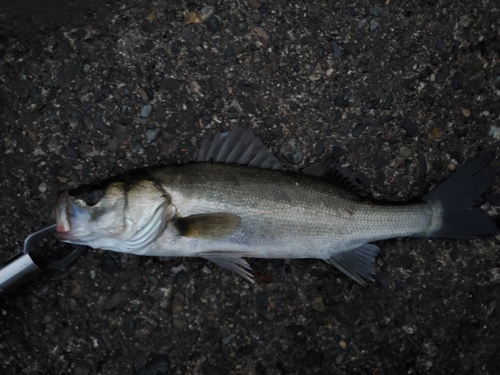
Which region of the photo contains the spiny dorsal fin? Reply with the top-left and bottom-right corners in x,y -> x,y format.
302,157 -> 372,197
173,213 -> 242,240
193,125 -> 285,170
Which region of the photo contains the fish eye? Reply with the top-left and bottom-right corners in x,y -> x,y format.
84,186 -> 103,206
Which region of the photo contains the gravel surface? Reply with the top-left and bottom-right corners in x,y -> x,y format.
1,0 -> 500,374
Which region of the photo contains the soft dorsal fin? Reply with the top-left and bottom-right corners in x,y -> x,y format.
302,157 -> 372,197
173,213 -> 242,240
193,125 -> 285,170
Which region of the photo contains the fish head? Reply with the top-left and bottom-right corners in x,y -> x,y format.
55,179 -> 175,252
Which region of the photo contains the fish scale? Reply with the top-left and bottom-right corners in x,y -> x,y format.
146,163 -> 434,259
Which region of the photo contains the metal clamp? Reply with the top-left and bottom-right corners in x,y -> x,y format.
0,225 -> 86,294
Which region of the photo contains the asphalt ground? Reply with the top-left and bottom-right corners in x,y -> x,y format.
0,0 -> 500,374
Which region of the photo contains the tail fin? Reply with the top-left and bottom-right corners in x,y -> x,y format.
423,153 -> 499,239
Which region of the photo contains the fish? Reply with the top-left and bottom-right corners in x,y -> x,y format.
55,126 -> 500,285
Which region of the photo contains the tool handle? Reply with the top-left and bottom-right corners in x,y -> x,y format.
0,252 -> 43,294
0,225 -> 87,295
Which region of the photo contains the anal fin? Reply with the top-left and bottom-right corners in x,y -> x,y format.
325,244 -> 380,286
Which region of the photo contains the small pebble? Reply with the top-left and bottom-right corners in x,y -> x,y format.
428,127 -> 442,140
181,27 -> 195,40
447,163 -> 456,171
352,123 -> 367,137
136,88 -> 148,102
370,5 -> 384,17
253,26 -> 269,40
370,19 -> 379,31
335,350 -> 348,365
332,42 -> 344,59
342,42 -> 360,56
488,268 -> 500,283
206,16 -> 221,33
171,300 -> 183,314
403,324 -> 417,334
280,138 -> 303,164
141,104 -> 152,118
249,12 -> 262,23
103,292 -> 122,310
57,176 -> 69,183
462,108 -> 470,117
222,333 -> 236,345
312,296 -> 325,312
64,145 -> 78,159
38,182 -> 47,193
401,117 -> 418,137
145,128 -> 160,143
308,73 -> 321,81
256,292 -> 269,309
189,81 -> 203,96
148,275 -> 159,285
172,318 -> 188,330
399,146 -> 411,158
185,11 -> 203,24
174,270 -> 188,285
339,340 -> 347,349
94,118 -> 109,134
108,139 -> 119,152
489,125 -> 500,139
199,5 -> 214,21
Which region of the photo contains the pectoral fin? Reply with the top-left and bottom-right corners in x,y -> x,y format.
197,251 -> 261,283
173,213 -> 242,240
325,244 -> 380,286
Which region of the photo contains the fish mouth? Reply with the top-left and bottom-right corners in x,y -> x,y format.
55,191 -> 80,241
56,191 -> 71,234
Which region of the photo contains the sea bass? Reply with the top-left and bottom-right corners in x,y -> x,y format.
55,126 -> 499,285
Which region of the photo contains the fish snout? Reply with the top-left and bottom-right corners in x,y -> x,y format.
56,191 -> 71,233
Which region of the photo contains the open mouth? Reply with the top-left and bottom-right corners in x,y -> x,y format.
56,191 -> 71,234
54,191 -> 92,243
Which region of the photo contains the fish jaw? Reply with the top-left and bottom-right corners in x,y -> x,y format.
55,190 -> 91,241
56,190 -> 70,233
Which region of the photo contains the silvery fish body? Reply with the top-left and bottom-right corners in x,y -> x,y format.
55,126 -> 499,284
144,163 -> 435,257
